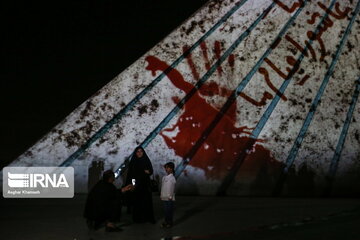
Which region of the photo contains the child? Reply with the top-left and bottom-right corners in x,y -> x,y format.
160,162 -> 176,228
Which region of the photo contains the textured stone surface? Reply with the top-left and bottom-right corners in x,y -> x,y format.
5,0 -> 360,195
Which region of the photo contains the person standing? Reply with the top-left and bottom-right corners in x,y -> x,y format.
126,146 -> 155,223
160,162 -> 176,228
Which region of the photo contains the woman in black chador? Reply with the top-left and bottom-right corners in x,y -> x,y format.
84,170 -> 133,232
126,146 -> 155,223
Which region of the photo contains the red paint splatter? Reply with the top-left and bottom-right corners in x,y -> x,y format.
184,40 -> 234,80
200,42 -> 211,71
145,56 -> 280,180
183,46 -> 200,80
274,0 -> 304,14
228,54 -> 235,71
214,41 -> 223,76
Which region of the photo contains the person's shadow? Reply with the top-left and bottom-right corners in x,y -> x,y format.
88,160 -> 104,191
249,163 -> 272,196
175,170 -> 199,196
286,163 -> 315,197
297,163 -> 315,196
173,197 -> 217,226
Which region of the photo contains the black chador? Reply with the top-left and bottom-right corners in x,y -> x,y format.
126,146 -> 155,223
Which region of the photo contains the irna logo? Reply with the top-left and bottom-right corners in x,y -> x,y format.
8,172 -> 69,188
3,167 -> 74,198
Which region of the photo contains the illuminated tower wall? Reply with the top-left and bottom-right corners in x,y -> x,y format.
6,0 -> 360,196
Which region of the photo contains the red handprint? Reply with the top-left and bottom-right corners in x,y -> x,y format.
145,56 -> 281,180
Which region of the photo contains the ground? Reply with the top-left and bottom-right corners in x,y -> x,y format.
1,194 -> 359,240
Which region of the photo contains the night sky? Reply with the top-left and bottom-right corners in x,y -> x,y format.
1,0 -> 208,167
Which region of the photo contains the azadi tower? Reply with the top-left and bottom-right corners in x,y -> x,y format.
6,0 -> 360,196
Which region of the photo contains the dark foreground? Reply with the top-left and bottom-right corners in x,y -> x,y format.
0,194 -> 359,240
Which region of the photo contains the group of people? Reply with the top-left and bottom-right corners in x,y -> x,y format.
83,146 -> 176,232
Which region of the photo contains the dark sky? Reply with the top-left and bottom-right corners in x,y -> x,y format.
1,0 -> 208,167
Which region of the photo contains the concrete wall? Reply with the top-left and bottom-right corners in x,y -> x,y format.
6,0 -> 360,196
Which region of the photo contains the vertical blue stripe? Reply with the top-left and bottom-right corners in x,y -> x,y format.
59,0 -> 249,167
175,0 -> 309,178
251,0 -> 341,140
328,77 -> 360,178
217,0 -> 349,195
284,0 -> 360,174
140,2 -> 277,149
114,2 -> 278,177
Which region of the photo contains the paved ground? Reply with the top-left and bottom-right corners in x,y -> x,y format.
1,194 -> 359,240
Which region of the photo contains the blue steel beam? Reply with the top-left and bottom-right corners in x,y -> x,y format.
214,0 -> 346,196
273,0 -> 360,196
329,77 -> 360,178
324,76 -> 360,195
59,0 -> 249,167
114,1 -> 278,177
174,0 -> 309,179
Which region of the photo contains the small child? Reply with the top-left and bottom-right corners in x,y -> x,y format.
160,162 -> 176,228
